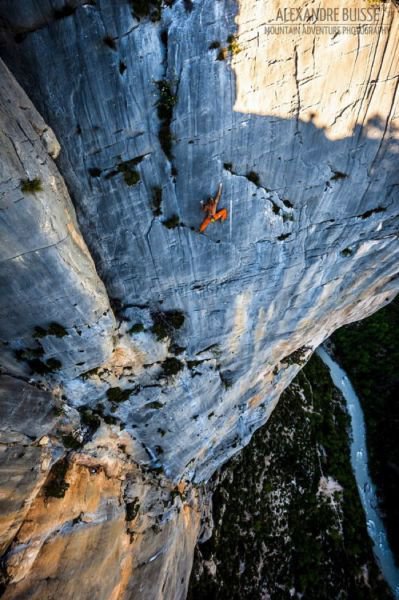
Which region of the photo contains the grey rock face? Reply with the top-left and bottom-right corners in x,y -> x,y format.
0,0 -> 398,597
0,0 -> 398,480
0,60 -> 115,378
0,375 -> 58,440
0,410 -> 203,600
0,374 -> 59,555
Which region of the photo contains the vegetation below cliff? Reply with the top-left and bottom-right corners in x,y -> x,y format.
188,354 -> 392,599
332,296 -> 399,566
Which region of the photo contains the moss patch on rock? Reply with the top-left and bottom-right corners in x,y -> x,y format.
106,387 -> 133,403
161,357 -> 184,377
21,178 -> 43,194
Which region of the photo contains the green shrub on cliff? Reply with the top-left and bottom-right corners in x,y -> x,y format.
21,178 -> 42,194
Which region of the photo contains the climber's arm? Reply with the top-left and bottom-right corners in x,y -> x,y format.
213,182 -> 223,207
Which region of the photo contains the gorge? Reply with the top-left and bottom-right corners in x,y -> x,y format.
0,0 -> 398,598
318,347 -> 399,599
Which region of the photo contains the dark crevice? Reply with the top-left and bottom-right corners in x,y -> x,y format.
358,206 -> 387,219
44,458 -> 70,499
88,155 -> 147,185
130,0 -> 168,22
331,170 -> 348,181
156,79 -> 176,161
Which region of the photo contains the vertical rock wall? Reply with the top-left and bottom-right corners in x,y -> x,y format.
0,59 -> 114,378
0,0 -> 398,598
0,0 -> 397,482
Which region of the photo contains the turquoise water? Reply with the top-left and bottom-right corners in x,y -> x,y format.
318,346 -> 399,599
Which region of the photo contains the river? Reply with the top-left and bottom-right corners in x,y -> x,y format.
317,346 -> 399,599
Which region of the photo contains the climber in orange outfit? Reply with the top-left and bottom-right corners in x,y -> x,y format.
199,183 -> 228,233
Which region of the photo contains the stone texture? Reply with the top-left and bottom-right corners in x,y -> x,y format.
0,59 -> 115,378
0,375 -> 60,556
1,0 -> 396,482
0,423 -> 202,600
0,374 -> 58,440
0,0 -> 398,597
0,444 -> 52,557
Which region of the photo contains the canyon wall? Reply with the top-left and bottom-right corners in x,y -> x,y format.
0,0 -> 398,597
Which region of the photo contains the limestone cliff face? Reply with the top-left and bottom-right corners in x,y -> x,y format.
0,59 -> 115,378
0,0 -> 398,598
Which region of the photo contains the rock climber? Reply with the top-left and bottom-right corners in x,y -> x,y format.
199,183 -> 228,233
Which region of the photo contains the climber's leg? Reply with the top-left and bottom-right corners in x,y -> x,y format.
199,215 -> 213,233
214,208 -> 228,222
